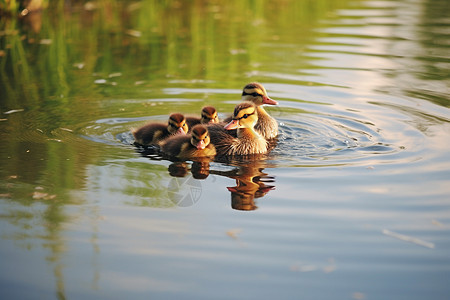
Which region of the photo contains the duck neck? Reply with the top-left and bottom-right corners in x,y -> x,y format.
237,126 -> 260,140
256,105 -> 270,118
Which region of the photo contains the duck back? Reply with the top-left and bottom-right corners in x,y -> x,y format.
133,123 -> 169,145
185,116 -> 201,129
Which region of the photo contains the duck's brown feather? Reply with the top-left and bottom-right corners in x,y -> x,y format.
207,123 -> 267,156
161,133 -> 216,159
133,123 -> 170,146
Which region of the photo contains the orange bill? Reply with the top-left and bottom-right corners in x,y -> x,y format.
262,95 -> 278,105
224,119 -> 239,130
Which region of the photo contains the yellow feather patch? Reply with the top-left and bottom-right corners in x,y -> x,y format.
235,107 -> 255,119
153,130 -> 163,141
180,142 -> 190,154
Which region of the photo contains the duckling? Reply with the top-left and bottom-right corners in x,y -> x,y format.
186,106 -> 220,129
241,82 -> 279,139
208,102 -> 268,156
161,124 -> 216,159
132,113 -> 188,146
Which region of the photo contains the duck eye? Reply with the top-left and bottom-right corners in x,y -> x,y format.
251,92 -> 260,97
243,114 -> 249,119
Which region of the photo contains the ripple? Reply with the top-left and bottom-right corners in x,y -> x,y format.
79,101 -> 408,169
269,112 -> 397,167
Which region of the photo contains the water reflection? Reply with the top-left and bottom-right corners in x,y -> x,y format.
1,0 -> 450,299
135,143 -> 276,210
212,160 -> 275,211
167,158 -> 276,211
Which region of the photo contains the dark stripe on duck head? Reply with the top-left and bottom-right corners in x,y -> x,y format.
242,82 -> 265,97
191,124 -> 208,139
233,102 -> 255,117
232,103 -> 257,121
201,106 -> 217,117
169,113 -> 185,123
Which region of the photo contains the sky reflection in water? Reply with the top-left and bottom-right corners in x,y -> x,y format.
1,0 -> 450,299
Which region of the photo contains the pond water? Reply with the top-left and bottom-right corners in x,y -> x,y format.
1,0 -> 450,299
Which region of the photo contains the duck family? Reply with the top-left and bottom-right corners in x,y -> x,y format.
132,82 -> 279,159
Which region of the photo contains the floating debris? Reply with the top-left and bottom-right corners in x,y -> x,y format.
73,62 -> 85,69
39,39 -> 52,45
108,72 -> 122,78
229,49 -> 247,55
84,1 -> 97,11
3,109 -> 24,115
32,191 -> 56,200
47,138 -> 62,143
431,219 -> 444,227
126,29 -> 142,38
226,228 -> 242,239
382,229 -> 434,249
94,79 -> 107,84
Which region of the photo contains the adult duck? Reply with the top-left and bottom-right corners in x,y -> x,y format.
241,82 -> 279,139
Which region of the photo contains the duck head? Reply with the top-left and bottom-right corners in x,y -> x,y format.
224,102 -> 258,130
201,106 -> 220,124
190,125 -> 211,150
168,113 -> 188,135
241,82 -> 278,106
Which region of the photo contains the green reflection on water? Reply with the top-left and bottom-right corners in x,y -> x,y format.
0,0 -> 449,298
0,0 -> 356,197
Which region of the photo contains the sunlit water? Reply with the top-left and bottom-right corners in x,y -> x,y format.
1,0 -> 450,299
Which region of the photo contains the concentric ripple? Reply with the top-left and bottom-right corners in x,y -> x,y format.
79,95 -> 407,169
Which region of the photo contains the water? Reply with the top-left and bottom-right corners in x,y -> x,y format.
1,0 -> 450,299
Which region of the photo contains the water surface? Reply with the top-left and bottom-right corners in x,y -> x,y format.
1,0 -> 450,299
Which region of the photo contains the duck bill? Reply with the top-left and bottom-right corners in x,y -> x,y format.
176,127 -> 186,135
227,187 -> 238,193
224,119 -> 239,130
262,95 -> 278,105
196,140 -> 206,150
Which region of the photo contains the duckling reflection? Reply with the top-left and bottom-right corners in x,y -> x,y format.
167,158 -> 212,179
210,160 -> 275,211
168,162 -> 189,178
